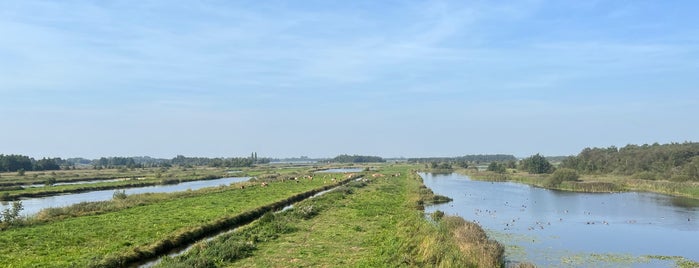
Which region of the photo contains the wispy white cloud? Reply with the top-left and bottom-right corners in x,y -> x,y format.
1,0 -> 698,157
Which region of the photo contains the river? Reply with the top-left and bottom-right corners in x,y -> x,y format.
419,172 -> 699,267
1,177 -> 250,216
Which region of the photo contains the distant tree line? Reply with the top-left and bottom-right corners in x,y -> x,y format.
0,153 -> 272,172
171,154 -> 270,168
330,155 -> 385,163
559,142 -> 699,181
0,154 -> 62,172
408,154 -> 516,164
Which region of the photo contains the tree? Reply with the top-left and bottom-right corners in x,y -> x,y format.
487,162 -> 506,174
546,168 -> 580,187
520,154 -> 553,174
0,201 -> 23,225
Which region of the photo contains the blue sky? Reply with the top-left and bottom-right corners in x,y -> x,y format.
1,1 -> 698,159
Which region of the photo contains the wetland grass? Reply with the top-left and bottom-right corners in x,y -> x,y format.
161,166 -> 506,268
0,172 -> 353,267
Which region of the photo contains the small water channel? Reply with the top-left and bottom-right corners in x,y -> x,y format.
23,178 -> 129,188
420,172 -> 699,267
136,178 -> 359,268
1,177 -> 250,216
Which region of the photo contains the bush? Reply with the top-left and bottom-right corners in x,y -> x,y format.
487,162 -> 506,174
295,205 -> 317,220
430,210 -> 445,221
160,178 -> 179,185
520,154 -> 553,174
44,177 -> 57,186
112,190 -> 127,200
1,201 -> 23,224
546,168 -> 579,187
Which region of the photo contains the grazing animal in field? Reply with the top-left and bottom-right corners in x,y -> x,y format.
261,182 -> 268,187
240,185 -> 245,189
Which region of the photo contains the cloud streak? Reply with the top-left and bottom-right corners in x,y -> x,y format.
1,1 -> 697,158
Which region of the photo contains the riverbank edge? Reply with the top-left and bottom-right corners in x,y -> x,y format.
0,175 -> 233,201
414,171 -> 509,267
96,175 -> 361,268
460,170 -> 699,200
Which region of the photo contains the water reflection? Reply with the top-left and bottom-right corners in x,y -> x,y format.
420,172 -> 699,266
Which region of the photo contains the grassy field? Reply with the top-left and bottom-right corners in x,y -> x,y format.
158,165 -> 505,267
0,171 -> 350,267
0,166 -> 241,200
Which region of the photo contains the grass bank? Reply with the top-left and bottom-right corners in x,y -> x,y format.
0,174 -> 231,201
464,170 -> 699,200
158,165 -> 505,267
0,173 -> 352,267
0,167 -> 241,201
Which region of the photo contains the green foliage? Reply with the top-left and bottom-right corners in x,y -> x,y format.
330,154 -> 385,163
560,142 -> 699,181
455,160 -> 469,168
294,205 -> 318,220
430,210 -> 445,221
552,168 -> 579,181
0,201 -> 23,225
112,190 -> 128,200
409,154 -> 517,163
17,169 -> 25,176
428,161 -> 452,170
546,168 -> 579,187
520,153 -> 554,174
487,162 -> 507,173
44,177 -> 57,186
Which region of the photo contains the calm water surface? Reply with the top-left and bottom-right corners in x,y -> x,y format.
2,177 -> 250,216
420,172 -> 699,267
23,178 -> 128,188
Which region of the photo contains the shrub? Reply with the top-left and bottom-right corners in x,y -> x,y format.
295,205 -> 317,220
112,190 -> 128,200
44,177 -> 57,186
160,178 -> 179,185
430,210 -> 445,221
546,168 -> 579,187
487,162 -> 506,174
1,201 -> 23,224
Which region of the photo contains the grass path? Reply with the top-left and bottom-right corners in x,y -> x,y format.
159,165 -> 503,267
